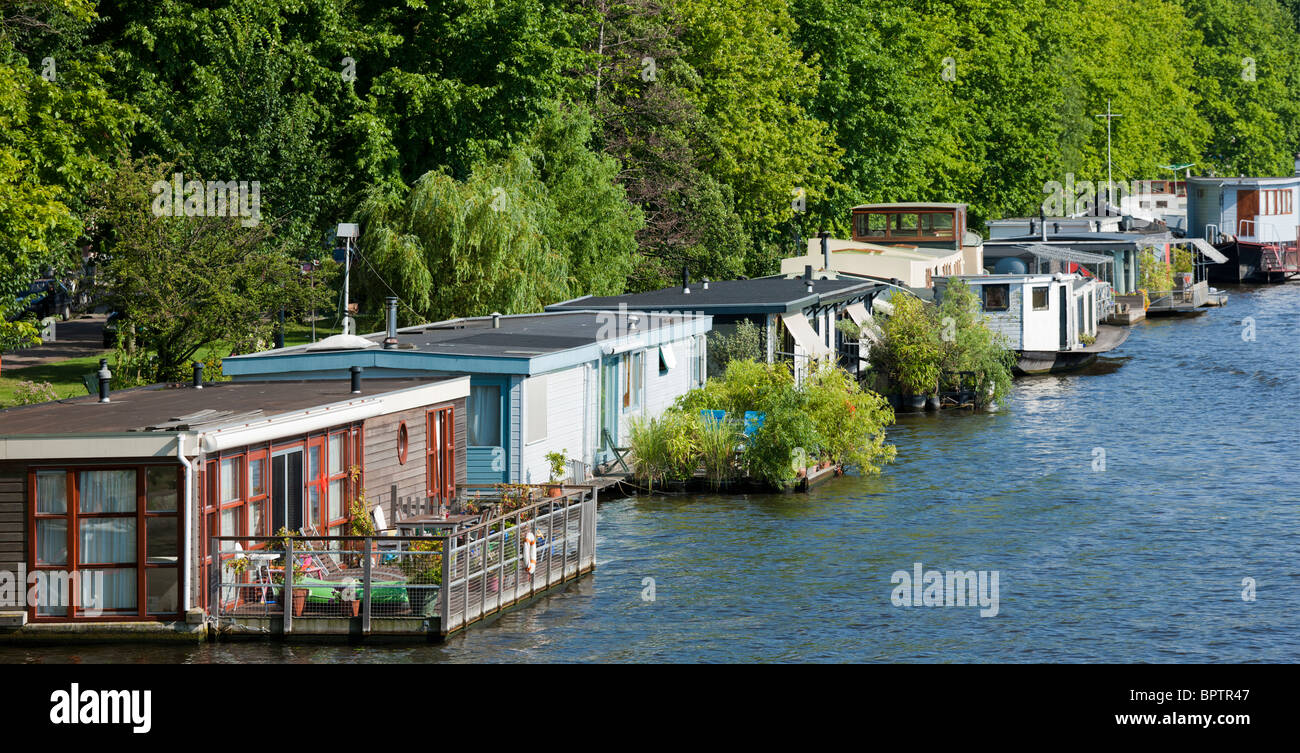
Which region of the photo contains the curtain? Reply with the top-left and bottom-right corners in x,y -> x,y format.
79,518 -> 136,564
80,569 -> 136,612
468,385 -> 501,446
36,471 -> 66,513
36,519 -> 67,565
79,470 -> 136,513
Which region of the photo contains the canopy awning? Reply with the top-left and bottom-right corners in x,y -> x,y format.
1023,243 -> 1114,265
658,343 -> 677,371
845,301 -> 880,345
779,312 -> 830,359
1186,237 -> 1228,264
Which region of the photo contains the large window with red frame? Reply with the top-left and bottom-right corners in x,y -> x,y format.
426,407 -> 455,509
30,466 -> 181,620
306,430 -> 352,536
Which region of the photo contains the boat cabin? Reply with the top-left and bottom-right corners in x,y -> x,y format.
545,272 -> 884,382
934,273 -> 1105,354
0,375 -> 468,624
223,308 -> 711,480
1188,167 -> 1300,281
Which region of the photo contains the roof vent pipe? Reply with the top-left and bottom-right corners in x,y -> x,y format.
492,312 -> 501,329
1039,208 -> 1047,241
350,366 -> 362,394
97,358 -> 111,403
1293,152 -> 1299,176
819,230 -> 831,270
682,266 -> 690,294
192,361 -> 204,389
383,296 -> 399,349
702,278 -> 710,290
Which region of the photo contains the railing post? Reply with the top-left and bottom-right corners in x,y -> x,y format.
390,484 -> 398,522
284,536 -> 293,634
439,532 -> 451,634
362,536 -> 372,634
209,537 -> 219,618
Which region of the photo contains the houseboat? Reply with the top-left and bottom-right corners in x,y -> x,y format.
934,273 -> 1129,375
0,369 -> 468,629
545,271 -> 884,382
782,202 -> 983,288
223,301 -> 711,481
1187,163 -> 1300,283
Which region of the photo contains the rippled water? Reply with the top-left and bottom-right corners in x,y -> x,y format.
4,284 -> 1298,663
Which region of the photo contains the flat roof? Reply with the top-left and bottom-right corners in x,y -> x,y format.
852,202 -> 967,210
1187,175 -> 1300,186
235,310 -> 702,361
0,377 -> 458,436
547,276 -> 882,315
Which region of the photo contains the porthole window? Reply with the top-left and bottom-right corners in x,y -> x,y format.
397,422 -> 409,464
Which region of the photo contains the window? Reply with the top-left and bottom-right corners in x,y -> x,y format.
309,431 -> 351,535
525,376 -> 547,443
920,212 -> 954,237
982,284 -> 1010,311
426,406 -> 455,508
894,213 -> 920,236
1031,286 -> 1050,311
658,344 -> 675,375
219,457 -> 243,538
246,453 -> 267,538
622,351 -> 644,411
467,385 -> 502,446
30,466 -> 181,619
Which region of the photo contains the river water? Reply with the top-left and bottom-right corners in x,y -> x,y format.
3,283 -> 1298,663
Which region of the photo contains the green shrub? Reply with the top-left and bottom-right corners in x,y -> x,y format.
697,413 -> 741,489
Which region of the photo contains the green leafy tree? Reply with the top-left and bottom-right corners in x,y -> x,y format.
89,157 -> 330,381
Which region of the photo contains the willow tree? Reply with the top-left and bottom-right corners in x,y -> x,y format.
358,103 -> 640,322
358,154 -> 569,323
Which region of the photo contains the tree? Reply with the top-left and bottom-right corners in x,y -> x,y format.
0,0 -> 134,299
89,157 -> 329,381
358,103 -> 641,321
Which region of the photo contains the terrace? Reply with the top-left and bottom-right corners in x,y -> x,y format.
209,484 -> 597,638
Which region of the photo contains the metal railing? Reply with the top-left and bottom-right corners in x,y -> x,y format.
209,486 -> 597,636
440,488 -> 597,634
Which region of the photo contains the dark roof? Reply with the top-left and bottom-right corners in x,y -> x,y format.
546,277 -> 881,315
0,377 -> 452,435
227,311 -> 701,361
383,311 -> 697,357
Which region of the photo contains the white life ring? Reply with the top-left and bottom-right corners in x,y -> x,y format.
523,530 -> 537,575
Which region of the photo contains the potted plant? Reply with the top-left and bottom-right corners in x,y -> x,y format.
544,450 -> 568,497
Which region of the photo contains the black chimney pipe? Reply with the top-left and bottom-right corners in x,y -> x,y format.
97,358 -> 111,403
819,230 -> 831,270
275,308 -> 285,349
350,365 -> 362,394
682,266 -> 691,294
192,361 -> 204,389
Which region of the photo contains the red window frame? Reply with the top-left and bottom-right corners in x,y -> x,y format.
426,406 -> 455,509
28,465 -> 184,622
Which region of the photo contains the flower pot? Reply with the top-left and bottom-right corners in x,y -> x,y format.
926,395 -> 941,411
342,599 -> 359,617
291,588 -> 309,617
818,460 -> 831,470
547,484 -> 564,498
907,394 -> 927,411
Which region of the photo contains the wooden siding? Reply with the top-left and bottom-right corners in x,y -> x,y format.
0,465 -> 24,596
362,397 -> 466,522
